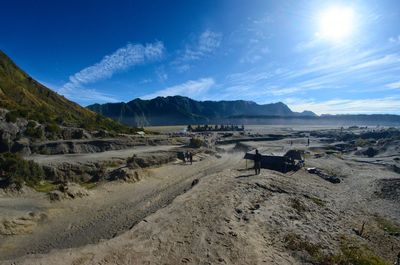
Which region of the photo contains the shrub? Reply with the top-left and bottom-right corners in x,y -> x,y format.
355,138 -> 369,147
0,152 -> 44,189
25,121 -> 44,139
45,122 -> 60,134
5,111 -> 17,123
189,138 -> 204,148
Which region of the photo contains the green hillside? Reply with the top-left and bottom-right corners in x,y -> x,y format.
0,50 -> 134,133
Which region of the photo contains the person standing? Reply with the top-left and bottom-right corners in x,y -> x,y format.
254,149 -> 262,175
189,152 -> 193,165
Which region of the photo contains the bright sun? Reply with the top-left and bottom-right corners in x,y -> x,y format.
318,6 -> 354,41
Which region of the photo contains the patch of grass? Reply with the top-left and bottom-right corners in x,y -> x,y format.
284,233 -> 390,265
307,195 -> 326,207
79,182 -> 97,190
355,138 -> 370,147
375,216 -> 400,235
33,180 -> 57,193
328,237 -> 390,265
284,233 -> 324,263
102,160 -> 121,168
290,198 -> 308,214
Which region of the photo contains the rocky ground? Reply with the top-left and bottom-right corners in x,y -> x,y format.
0,126 -> 399,264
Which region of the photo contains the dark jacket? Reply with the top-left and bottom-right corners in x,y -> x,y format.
254,153 -> 262,163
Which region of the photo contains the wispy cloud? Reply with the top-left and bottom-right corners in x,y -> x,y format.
59,41 -> 164,103
389,35 -> 400,44
141,78 -> 215,100
240,46 -> 270,64
220,44 -> 400,101
155,66 -> 168,82
181,30 -> 222,61
172,30 -> 222,72
286,97 -> 400,115
385,81 -> 400,89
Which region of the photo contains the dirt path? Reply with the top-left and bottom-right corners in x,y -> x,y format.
0,152 -> 242,260
28,145 -> 181,165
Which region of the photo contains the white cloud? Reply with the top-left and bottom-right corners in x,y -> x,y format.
139,79 -> 152,84
240,46 -> 270,64
389,35 -> 400,44
269,87 -> 301,96
286,97 -> 400,115
64,87 -> 121,105
385,81 -> 400,89
181,30 -> 222,61
141,78 -> 215,100
172,30 -> 222,71
155,67 -> 168,82
59,41 -> 164,102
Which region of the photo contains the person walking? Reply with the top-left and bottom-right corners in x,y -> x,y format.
254,149 -> 262,175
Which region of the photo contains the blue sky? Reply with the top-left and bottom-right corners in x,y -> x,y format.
1,0 -> 400,114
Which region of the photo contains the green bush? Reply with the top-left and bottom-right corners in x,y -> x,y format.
45,122 -> 60,134
355,138 -> 370,147
0,152 -> 44,189
189,138 -> 204,148
25,121 -> 44,139
5,111 -> 17,122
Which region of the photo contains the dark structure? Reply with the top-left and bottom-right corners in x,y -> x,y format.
244,149 -> 304,173
188,124 -> 244,132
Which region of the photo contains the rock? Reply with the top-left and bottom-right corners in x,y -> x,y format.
11,137 -> 31,155
0,120 -> 20,152
0,211 -> 47,235
48,183 -> 91,201
191,179 -> 199,187
64,183 -> 90,198
108,168 -> 141,182
48,190 -> 65,201
235,208 -> 243,214
363,147 -> 378,157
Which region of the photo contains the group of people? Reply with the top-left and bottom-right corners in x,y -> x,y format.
184,151 -> 193,165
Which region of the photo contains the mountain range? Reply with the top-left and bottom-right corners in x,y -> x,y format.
1,50 -> 399,129
87,96 -> 317,126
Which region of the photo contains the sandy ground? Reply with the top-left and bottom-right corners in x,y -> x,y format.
1,130 -> 400,264
2,150 -> 399,264
0,151 -> 240,260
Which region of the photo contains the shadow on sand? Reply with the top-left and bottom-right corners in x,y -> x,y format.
236,173 -> 255,178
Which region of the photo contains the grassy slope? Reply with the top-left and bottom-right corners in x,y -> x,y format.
0,50 -> 135,133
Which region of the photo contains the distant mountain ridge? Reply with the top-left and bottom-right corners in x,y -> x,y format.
87,96 -> 317,126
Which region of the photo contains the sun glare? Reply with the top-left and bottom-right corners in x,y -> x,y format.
318,6 -> 354,41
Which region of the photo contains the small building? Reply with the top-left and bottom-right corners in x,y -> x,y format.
244,149 -> 304,173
